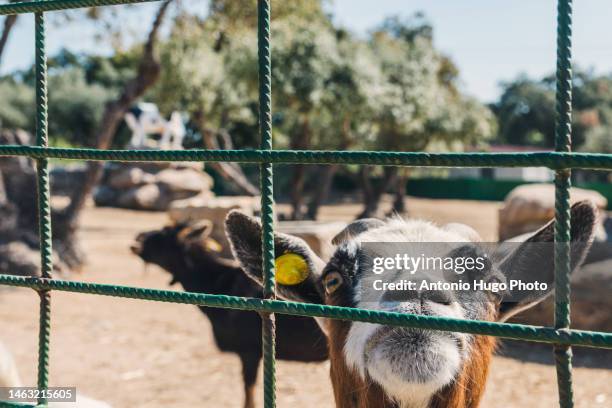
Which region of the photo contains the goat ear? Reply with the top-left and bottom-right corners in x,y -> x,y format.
225,211 -> 326,304
177,220 -> 214,243
495,201 -> 597,322
332,218 -> 385,245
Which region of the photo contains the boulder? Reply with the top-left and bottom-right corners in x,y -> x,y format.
169,198 -> 346,260
0,241 -> 42,277
50,164 -> 87,196
94,162 -> 215,211
169,196 -> 260,258
117,184 -> 166,211
107,167 -> 153,190
510,258 -> 612,331
156,168 -> 213,195
93,185 -> 120,207
498,184 -> 608,241
277,221 -> 347,261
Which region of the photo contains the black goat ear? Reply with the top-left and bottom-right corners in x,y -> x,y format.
177,220 -> 213,243
225,211 -> 325,304
496,201 -> 597,322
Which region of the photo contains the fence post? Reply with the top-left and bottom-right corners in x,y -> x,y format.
553,1 -> 574,407
34,10 -> 53,407
257,1 -> 276,407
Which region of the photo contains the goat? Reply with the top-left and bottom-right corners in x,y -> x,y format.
0,340 -> 111,407
131,221 -> 328,408
125,103 -> 186,149
225,201 -> 597,408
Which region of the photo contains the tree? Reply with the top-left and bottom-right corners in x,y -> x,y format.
494,77 -> 556,147
356,16 -> 496,218
152,12 -> 261,196
58,0 -> 173,267
0,1 -> 20,69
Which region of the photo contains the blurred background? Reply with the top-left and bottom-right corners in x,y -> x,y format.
0,1 -> 611,407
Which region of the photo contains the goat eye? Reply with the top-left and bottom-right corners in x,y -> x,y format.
323,272 -> 343,294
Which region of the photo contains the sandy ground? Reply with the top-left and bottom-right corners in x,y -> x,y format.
1,198 -> 611,408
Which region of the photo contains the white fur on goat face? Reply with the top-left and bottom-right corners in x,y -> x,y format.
336,218 -> 486,405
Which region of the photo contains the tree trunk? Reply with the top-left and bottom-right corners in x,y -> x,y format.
59,0 -> 171,267
289,117 -> 311,220
357,166 -> 397,219
390,168 -> 408,216
197,117 -> 259,196
305,164 -> 338,220
0,129 -> 76,273
306,117 -> 353,220
0,14 -> 17,68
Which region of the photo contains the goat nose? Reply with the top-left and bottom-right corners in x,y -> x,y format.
421,288 -> 453,306
381,288 -> 419,304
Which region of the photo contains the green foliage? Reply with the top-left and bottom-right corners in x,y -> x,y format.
494,77 -> 556,147
2,1 -> 495,158
494,71 -> 612,150
0,48 -> 136,146
0,78 -> 35,131
47,67 -> 115,147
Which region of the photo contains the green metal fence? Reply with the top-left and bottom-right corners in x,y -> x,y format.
0,1 -> 611,407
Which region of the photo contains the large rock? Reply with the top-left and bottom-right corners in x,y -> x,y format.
169,196 -> 260,258
498,184 -> 608,241
169,196 -> 346,260
0,241 -> 42,277
50,164 -> 87,196
107,167 -> 154,190
156,168 -> 213,195
94,162 -> 214,211
510,258 -> 612,331
277,221 -> 347,261
117,184 -> 165,211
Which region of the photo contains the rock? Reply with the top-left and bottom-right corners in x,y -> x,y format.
118,184 -> 166,211
277,221 -> 347,261
107,167 -> 152,189
93,185 -> 120,207
0,241 -> 41,277
510,258 -> 612,331
498,184 -> 608,241
169,196 -> 260,258
94,162 -> 215,211
156,168 -> 213,195
50,164 -> 87,196
169,198 -> 345,260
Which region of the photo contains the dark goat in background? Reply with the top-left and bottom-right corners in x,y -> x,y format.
131,221 -> 328,408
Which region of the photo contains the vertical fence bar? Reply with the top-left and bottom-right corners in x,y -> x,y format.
257,1 -> 276,407
34,11 -> 53,407
553,1 -> 574,407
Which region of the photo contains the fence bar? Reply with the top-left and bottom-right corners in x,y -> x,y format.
33,11 -> 53,407
257,1 -> 276,407
0,146 -> 612,169
1,274 -> 612,349
553,1 -> 575,407
0,402 -> 37,408
0,0 -> 160,16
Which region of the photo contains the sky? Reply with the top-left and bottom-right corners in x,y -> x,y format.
1,0 -> 611,102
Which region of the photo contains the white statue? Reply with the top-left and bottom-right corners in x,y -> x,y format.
125,103 -> 186,149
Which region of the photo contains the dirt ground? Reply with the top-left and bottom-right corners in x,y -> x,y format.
1,198 -> 610,408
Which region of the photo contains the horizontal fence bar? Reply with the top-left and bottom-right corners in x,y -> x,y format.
1,274 -> 611,349
0,402 -> 37,408
1,145 -> 612,169
0,0 -> 160,16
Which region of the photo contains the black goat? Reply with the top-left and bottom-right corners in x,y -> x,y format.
131,221 -> 328,408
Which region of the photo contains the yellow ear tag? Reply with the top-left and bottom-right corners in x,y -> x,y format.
275,253 -> 309,285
